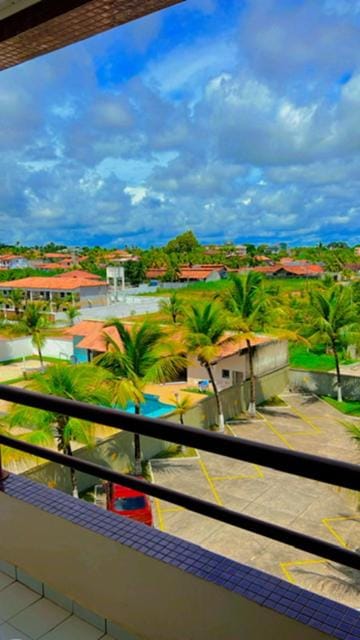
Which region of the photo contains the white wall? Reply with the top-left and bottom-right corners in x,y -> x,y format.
188,353 -> 248,390
0,337 -> 33,361
0,337 -> 73,362
42,338 -> 73,360
187,341 -> 288,389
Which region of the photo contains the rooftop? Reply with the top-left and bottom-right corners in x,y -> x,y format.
0,0 -> 184,70
0,275 -> 107,290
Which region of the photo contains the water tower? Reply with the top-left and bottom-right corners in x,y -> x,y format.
106,266 -> 125,301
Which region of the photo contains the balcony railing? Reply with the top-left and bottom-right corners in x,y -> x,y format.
0,383 -> 359,572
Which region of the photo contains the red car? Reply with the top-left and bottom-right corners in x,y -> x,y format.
105,481 -> 153,527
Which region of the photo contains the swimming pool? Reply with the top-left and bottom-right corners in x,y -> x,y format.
124,393 -> 175,418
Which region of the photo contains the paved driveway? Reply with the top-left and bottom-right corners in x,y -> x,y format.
151,393 -> 360,609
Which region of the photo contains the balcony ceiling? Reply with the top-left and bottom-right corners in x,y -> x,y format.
0,0 -> 183,71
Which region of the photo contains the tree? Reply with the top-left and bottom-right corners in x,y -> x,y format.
124,259 -> 145,286
185,301 -> 230,431
165,230 -> 199,254
12,302 -> 50,368
308,286 -> 360,402
2,364 -> 115,497
95,320 -> 186,474
221,272 -> 265,416
65,304 -> 81,326
169,394 -> 192,453
6,289 -> 25,317
159,293 -> 183,324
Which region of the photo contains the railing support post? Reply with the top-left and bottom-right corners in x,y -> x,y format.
0,446 -> 9,481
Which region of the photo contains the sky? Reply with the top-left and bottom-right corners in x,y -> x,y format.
1,0 -> 360,248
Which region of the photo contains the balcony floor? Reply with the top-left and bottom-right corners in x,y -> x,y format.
0,573 -> 115,640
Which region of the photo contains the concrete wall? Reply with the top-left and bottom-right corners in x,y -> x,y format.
42,337 -> 73,360
79,285 -> 108,308
254,341 -> 289,376
78,296 -> 162,320
289,368 -> 360,401
0,337 -> 33,361
0,337 -> 73,363
0,490 -> 333,640
23,430 -> 170,493
179,367 -> 289,429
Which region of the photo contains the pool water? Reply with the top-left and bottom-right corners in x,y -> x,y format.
124,393 -> 175,418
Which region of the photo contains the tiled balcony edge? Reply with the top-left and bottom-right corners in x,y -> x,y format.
1,473 -> 359,640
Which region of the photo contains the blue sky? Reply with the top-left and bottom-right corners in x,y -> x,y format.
1,0 -> 360,247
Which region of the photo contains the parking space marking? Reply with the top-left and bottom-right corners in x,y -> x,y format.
225,424 -> 265,479
285,404 -> 322,433
322,515 -> 359,549
280,559 -> 327,584
197,458 -> 223,505
212,466 -> 264,481
257,411 -> 295,449
154,498 -> 166,531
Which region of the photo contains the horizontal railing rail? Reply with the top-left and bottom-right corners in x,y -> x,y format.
0,384 -> 359,572
0,385 -> 358,490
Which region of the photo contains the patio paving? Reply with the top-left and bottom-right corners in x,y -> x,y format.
0,574 -> 118,640
151,393 -> 360,609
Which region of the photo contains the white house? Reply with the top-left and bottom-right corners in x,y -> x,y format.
187,336 -> 288,390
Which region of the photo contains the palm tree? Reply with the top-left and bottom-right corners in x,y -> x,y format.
7,289 -> 25,318
185,302 -> 230,431
2,363 -> 115,497
170,393 -> 192,452
308,286 -> 360,402
95,320 -> 186,474
222,272 -> 265,415
159,293 -> 183,324
65,304 -> 81,326
12,302 -> 50,368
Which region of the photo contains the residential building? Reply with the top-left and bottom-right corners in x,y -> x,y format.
236,263 -> 324,278
65,320 -> 122,362
0,253 -> 30,269
187,335 -> 288,389
0,272 -> 107,308
146,264 -> 228,282
178,264 -> 227,282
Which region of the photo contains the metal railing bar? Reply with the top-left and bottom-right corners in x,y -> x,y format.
0,385 -> 358,491
0,433 -> 359,571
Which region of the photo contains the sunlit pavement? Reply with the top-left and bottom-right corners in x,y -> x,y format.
151,393 -> 360,609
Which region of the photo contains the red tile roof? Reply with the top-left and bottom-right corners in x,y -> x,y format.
53,270 -> 102,280
146,268 -> 167,279
0,276 -> 107,290
65,320 -> 128,353
214,335 -> 273,362
44,253 -> 72,259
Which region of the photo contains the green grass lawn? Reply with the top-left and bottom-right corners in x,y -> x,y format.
321,396 -> 360,417
289,344 -> 356,372
290,344 -> 336,371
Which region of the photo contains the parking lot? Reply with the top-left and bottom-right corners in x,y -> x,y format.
151,393 -> 360,608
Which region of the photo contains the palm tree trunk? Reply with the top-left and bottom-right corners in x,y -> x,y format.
331,339 -> 342,402
37,344 -> 44,369
134,404 -> 142,475
206,364 -> 225,432
65,442 -> 79,498
57,419 -> 79,498
179,413 -> 186,453
247,339 -> 256,416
